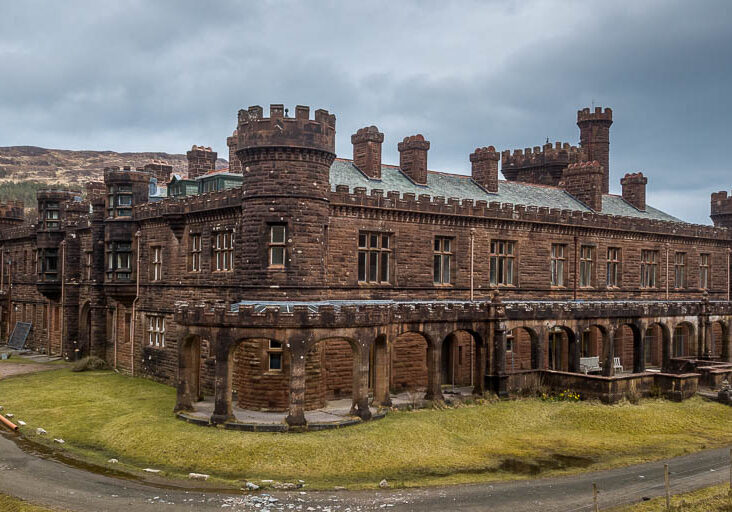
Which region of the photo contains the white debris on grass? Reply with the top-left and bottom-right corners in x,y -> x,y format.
143,468 -> 161,474
53,438 -> 65,444
17,420 -> 26,426
188,472 -> 209,481
36,427 -> 47,435
108,458 -> 119,464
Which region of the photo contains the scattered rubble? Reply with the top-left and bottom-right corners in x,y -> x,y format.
379,479 -> 389,489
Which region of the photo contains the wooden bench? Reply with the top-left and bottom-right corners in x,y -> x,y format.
580,356 -> 601,374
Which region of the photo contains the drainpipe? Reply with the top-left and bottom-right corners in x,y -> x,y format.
113,306 -> 117,370
470,228 -> 475,301
727,248 -> 731,302
131,231 -> 141,376
573,236 -> 578,301
59,241 -> 66,359
665,243 -> 670,301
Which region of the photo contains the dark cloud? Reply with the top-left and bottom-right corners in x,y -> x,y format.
1,0 -> 730,224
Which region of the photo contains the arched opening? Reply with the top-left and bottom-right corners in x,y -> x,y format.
613,324 -> 640,373
440,331 -> 475,388
507,327 -> 537,371
391,331 -> 428,394
710,321 -> 727,359
547,326 -> 573,371
231,338 -> 288,411
644,323 -> 668,369
303,337 -> 360,411
673,322 -> 696,358
176,334 -> 202,412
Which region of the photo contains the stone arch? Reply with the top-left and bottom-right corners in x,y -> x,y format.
578,324 -> 609,359
709,320 -> 728,360
546,325 -> 576,372
230,337 -> 288,411
644,321 -> 671,370
305,336 -> 361,411
672,321 -> 696,358
610,323 -> 641,374
391,330 -> 430,394
441,330 -> 476,388
507,326 -> 539,371
175,332 -> 203,412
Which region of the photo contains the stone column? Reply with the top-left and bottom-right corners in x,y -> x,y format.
532,329 -> 545,370
174,336 -> 195,413
211,340 -> 233,425
372,336 -> 392,407
568,330 -> 581,373
633,327 -> 645,374
351,345 -> 372,420
472,331 -> 487,396
286,347 -> 307,427
602,329 -> 615,377
424,341 -> 444,401
493,322 -> 508,397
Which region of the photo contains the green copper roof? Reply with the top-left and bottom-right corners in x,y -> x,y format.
329,159 -> 682,224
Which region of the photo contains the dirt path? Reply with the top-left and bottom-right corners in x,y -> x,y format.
0,432 -> 729,511
0,362 -> 58,380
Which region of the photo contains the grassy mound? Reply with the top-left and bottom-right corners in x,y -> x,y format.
1,368 -> 731,489
71,356 -> 109,372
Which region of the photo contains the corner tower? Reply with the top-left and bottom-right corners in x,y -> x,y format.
236,104 -> 336,294
577,107 -> 612,194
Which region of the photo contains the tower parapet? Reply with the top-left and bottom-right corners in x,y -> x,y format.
711,190 -> 732,229
501,141 -> 584,186
577,107 -> 613,194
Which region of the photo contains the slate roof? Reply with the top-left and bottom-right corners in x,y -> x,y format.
329,159 -> 682,223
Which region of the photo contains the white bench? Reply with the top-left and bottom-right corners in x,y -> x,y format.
613,357 -> 623,373
580,356 -> 601,374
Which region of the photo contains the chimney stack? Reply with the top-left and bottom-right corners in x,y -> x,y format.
186,145 -> 217,179
398,134 -> 430,185
561,161 -> 604,212
351,126 -> 384,179
620,172 -> 647,211
227,130 -> 242,174
470,146 -> 500,193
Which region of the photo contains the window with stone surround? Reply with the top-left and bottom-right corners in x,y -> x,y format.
674,252 -> 686,289
607,247 -> 621,287
213,231 -> 234,272
358,232 -> 391,284
551,244 -> 566,287
38,248 -> 58,282
147,314 -> 165,348
579,245 -> 594,287
84,251 -> 92,281
490,240 -> 515,286
106,241 -> 132,281
107,184 -> 133,218
640,249 -> 658,288
267,340 -> 283,371
42,201 -> 60,229
268,224 -> 286,268
151,246 -> 162,281
189,233 -> 201,272
433,237 -> 453,285
699,253 -> 710,289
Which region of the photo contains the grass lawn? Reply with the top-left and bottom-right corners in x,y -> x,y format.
1,368 -> 731,490
608,483 -> 731,511
0,493 -> 60,512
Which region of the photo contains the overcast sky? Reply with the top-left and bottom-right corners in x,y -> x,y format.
1,0 -> 730,224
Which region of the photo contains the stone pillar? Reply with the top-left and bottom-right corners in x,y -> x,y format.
493,322 -> 508,397
425,341 -> 444,401
372,336 -> 391,407
472,331 -> 487,396
724,323 -> 732,362
351,345 -> 372,421
531,329 -> 545,370
602,330 -> 615,377
211,342 -> 233,425
568,330 -> 581,373
661,326 -> 672,372
286,348 -> 307,427
633,328 -> 645,373
703,320 -> 713,359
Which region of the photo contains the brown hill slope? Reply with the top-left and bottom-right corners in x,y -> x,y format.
0,146 -> 228,187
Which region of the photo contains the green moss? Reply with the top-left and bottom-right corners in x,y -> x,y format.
1,368 -> 731,489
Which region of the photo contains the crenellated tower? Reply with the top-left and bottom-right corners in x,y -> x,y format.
577,107 -> 613,194
711,190 -> 732,229
501,142 -> 584,186
236,104 -> 336,294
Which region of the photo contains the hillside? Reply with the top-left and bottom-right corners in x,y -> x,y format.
0,146 -> 229,189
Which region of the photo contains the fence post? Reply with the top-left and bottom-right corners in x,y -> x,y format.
592,482 -> 599,512
664,463 -> 670,510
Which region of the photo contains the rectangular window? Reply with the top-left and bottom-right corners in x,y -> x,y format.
579,245 -> 594,287
490,240 -> 516,286
44,202 -> 60,229
674,252 -> 686,289
641,250 -> 658,288
433,237 -> 453,284
84,251 -> 92,280
39,249 -> 59,281
106,241 -> 132,281
268,225 -> 286,268
107,185 -> 133,218
267,340 -> 283,371
147,315 -> 165,348
190,234 -> 201,272
213,231 -> 234,271
551,244 -> 566,286
151,246 -> 162,281
607,247 -> 621,287
699,253 -> 710,289
357,232 -> 391,284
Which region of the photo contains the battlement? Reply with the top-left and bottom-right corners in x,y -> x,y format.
37,189 -> 80,202
577,106 -> 613,123
134,186 -> 242,221
0,200 -> 25,223
501,142 -> 584,169
327,186 -> 724,241
104,166 -> 153,183
564,160 -> 603,175
711,190 -> 732,228
236,104 -> 336,156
